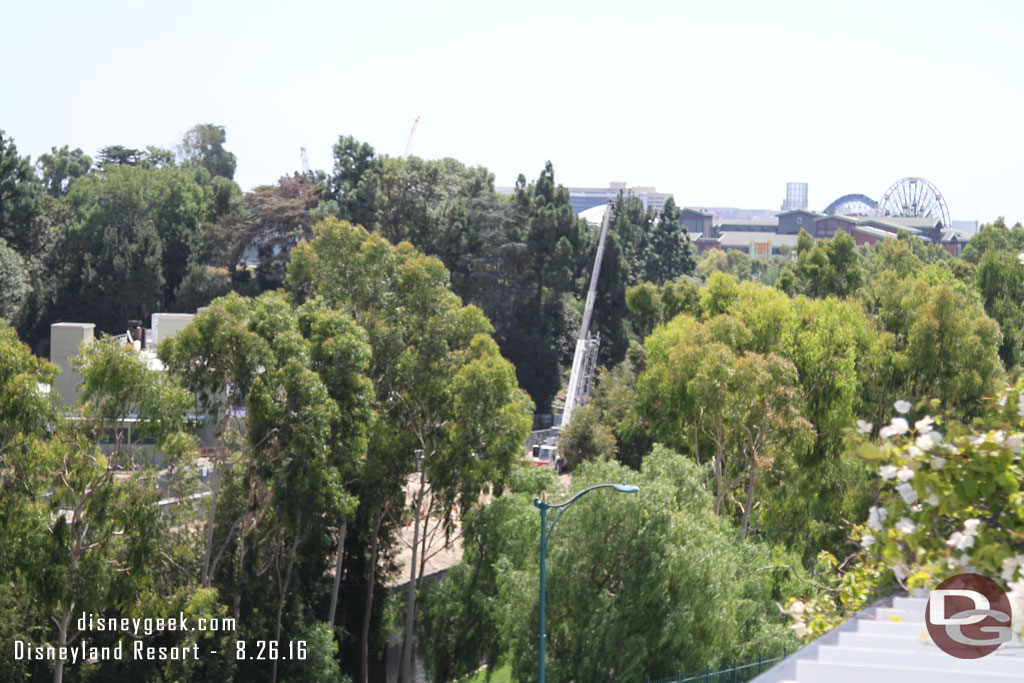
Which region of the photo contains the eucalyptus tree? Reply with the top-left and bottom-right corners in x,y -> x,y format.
288,217 -> 532,683
160,291 -> 372,683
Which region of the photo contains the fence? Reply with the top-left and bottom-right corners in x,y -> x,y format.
646,647 -> 788,683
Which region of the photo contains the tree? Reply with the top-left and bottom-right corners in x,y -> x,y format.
0,237 -> 30,321
14,336 -> 211,683
976,248 -> 1024,370
159,291 -> 374,683
645,196 -> 695,283
487,162 -> 585,409
960,217 -> 1024,265
556,402 -> 616,470
97,145 -> 144,167
61,164 -> 211,324
178,124 -> 238,180
0,129 -> 42,254
638,311 -> 813,534
608,190 -> 655,284
326,135 -> 381,230
625,281 -> 662,338
288,217 -> 532,682
419,448 -> 800,682
241,175 -> 322,288
36,145 -> 92,197
783,229 -> 863,298
636,278 -> 895,558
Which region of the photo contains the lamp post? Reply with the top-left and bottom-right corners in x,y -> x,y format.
533,483 -> 639,683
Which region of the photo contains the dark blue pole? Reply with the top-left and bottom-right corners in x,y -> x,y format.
538,502 -> 548,683
533,484 -> 637,683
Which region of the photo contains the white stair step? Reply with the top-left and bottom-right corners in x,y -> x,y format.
795,659 -> 1024,682
855,620 -> 933,637
836,632 -> 935,651
815,645 -> 1024,675
892,597 -> 929,612
876,607 -> 925,623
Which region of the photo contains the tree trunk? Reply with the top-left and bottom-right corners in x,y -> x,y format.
713,446 -> 726,516
271,529 -> 302,683
741,469 -> 756,536
53,606 -> 72,683
327,519 -> 347,626
201,450 -> 223,587
360,507 -> 383,683
399,468 -> 426,683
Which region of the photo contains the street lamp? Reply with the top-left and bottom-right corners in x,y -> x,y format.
533,483 -> 639,682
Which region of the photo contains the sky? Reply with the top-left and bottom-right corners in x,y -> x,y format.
5,0 -> 1023,226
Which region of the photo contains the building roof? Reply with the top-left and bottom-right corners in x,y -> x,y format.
577,204 -> 609,226
860,216 -> 943,233
777,209 -> 826,219
681,207 -> 715,217
815,214 -> 858,224
852,225 -> 898,239
719,232 -> 800,248
753,594 -> 1024,683
693,234 -> 721,244
714,218 -> 780,228
940,228 -> 971,243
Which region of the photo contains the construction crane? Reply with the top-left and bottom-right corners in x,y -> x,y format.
402,116 -> 420,159
300,146 -> 310,174
561,200 -> 613,428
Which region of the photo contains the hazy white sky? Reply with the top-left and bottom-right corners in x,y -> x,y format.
5,0 -> 1022,224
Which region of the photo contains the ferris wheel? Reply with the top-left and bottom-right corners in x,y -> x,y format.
875,177 -> 951,227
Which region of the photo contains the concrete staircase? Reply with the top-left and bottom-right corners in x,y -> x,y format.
753,596 -> 1024,682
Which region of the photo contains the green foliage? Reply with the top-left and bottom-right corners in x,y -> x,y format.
625,281 -> 661,338
867,271 -> 1003,416
974,235 -> 1024,371
420,448 -> 799,682
173,263 -> 233,312
780,229 -> 864,298
698,248 -> 752,282
160,290 -> 374,681
960,217 -> 1024,264
789,389 -> 1024,641
37,144 -> 92,197
646,196 -> 696,283
0,130 -> 42,254
638,279 -> 907,557
326,135 -> 382,230
243,175 -> 322,288
288,217 -> 533,678
61,163 -> 213,325
557,403 -> 617,470
0,237 -> 30,321
281,622 -> 350,683
178,123 -> 238,180
700,271 -> 740,317
0,329 -> 208,682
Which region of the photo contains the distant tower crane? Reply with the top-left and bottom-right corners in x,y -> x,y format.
403,116 -> 420,159
561,200 -> 613,428
300,146 -> 310,174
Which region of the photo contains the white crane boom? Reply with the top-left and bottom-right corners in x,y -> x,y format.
403,116 -> 420,159
561,200 -> 612,428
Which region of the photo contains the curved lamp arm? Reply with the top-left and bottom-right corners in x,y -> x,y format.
533,483 -> 639,535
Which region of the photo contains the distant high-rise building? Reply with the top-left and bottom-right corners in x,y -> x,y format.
781,182 -> 808,211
